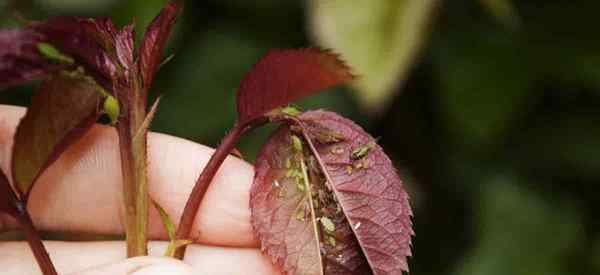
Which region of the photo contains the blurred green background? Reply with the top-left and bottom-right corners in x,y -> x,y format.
2,0 -> 600,274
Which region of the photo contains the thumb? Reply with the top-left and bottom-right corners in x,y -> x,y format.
71,256 -> 192,275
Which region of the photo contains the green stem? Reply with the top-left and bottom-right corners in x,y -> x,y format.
116,82 -> 149,257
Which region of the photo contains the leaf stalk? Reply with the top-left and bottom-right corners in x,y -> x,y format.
15,199 -> 58,275
174,118 -> 266,259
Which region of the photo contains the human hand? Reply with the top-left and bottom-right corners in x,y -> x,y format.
0,105 -> 280,275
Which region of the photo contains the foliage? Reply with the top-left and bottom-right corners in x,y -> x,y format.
2,0 -> 600,274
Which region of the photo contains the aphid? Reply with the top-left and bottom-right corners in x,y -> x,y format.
272,180 -> 281,188
37,42 -> 74,64
284,157 -> 291,169
296,180 -> 305,192
351,140 -> 377,160
281,106 -> 301,117
353,159 -> 370,170
346,165 -> 353,175
294,200 -> 308,221
327,235 -> 336,247
103,95 -> 120,125
354,222 -> 362,230
312,128 -> 345,144
291,135 -> 303,152
319,216 -> 335,233
330,146 -> 345,155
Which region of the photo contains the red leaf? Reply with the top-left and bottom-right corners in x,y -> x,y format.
251,110 -> 413,275
0,29 -> 59,89
0,169 -> 18,217
236,48 -> 354,123
252,128 -> 366,275
299,110 -> 413,274
115,24 -> 135,74
12,72 -> 102,197
139,1 -> 182,91
32,17 -> 129,90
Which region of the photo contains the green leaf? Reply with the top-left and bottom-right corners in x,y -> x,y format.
152,199 -> 175,241
455,177 -> 582,275
11,72 -> 102,196
308,0 -> 438,113
152,199 -> 191,257
435,32 -> 535,147
478,0 -> 520,28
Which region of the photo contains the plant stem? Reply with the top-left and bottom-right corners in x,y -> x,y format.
117,82 -> 149,257
16,202 -> 58,275
174,120 -> 258,259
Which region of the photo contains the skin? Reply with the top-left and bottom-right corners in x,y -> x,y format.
0,105 -> 281,275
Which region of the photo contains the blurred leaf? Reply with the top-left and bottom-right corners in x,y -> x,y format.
435,32 -> 536,148
478,0 -> 520,27
236,48 -> 354,123
308,0 -> 438,113
516,113 -> 600,179
111,0 -> 171,41
12,72 -> 101,196
152,29 -> 267,143
456,177 -> 582,275
35,0 -> 117,13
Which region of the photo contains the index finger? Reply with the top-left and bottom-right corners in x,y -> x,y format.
0,105 -> 258,247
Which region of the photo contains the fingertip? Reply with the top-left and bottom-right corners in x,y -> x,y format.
72,256 -> 192,275
129,258 -> 192,275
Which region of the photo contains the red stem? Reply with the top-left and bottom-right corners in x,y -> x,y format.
174,123 -> 246,258
16,204 -> 58,275
174,118 -> 266,259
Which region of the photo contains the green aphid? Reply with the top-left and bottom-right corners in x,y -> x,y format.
37,43 -> 74,64
286,169 -> 301,179
351,140 -> 377,160
294,202 -> 307,221
291,135 -> 303,152
319,216 -> 335,233
284,158 -> 291,169
327,236 -> 337,247
278,189 -> 287,198
296,180 -> 305,192
312,128 -> 345,144
281,106 -> 302,117
103,95 -> 120,125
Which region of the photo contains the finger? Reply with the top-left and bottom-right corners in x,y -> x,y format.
0,241 -> 280,275
0,105 -> 257,247
71,256 -> 192,275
